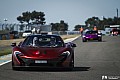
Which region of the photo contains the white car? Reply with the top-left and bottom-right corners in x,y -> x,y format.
22,30 -> 32,38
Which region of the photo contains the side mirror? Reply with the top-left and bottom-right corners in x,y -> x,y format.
11,43 -> 16,47
67,42 -> 77,47
71,43 -> 77,47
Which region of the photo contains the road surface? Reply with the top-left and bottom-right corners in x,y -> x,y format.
0,36 -> 120,80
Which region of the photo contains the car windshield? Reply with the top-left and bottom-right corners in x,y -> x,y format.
86,31 -> 98,34
22,35 -> 64,47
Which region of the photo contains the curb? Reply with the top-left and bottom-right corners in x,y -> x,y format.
0,54 -> 12,66
0,60 -> 12,66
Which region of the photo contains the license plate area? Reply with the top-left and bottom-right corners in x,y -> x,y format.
35,60 -> 47,63
90,38 -> 93,40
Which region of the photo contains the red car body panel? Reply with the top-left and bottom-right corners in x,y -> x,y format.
12,34 -> 76,69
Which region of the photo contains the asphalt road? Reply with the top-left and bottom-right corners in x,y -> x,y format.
0,36 -> 120,80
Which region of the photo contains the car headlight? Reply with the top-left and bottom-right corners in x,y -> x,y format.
61,51 -> 71,57
14,51 -> 26,64
98,35 -> 101,37
14,51 -> 24,56
82,35 -> 86,37
59,51 -> 71,61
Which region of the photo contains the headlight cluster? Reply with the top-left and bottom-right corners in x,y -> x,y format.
98,35 -> 101,37
14,51 -> 24,56
58,51 -> 71,62
82,35 -> 86,37
61,51 -> 71,57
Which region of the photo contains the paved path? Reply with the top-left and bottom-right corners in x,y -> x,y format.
0,36 -> 120,80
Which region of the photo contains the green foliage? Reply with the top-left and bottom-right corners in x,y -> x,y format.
73,25 -> 86,31
17,10 -> 46,31
31,11 -> 46,25
17,16 -> 24,24
51,20 -> 68,31
0,49 -> 11,56
84,16 -> 120,30
85,16 -> 100,29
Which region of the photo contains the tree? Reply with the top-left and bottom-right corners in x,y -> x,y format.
73,25 -> 86,31
51,20 -> 68,31
31,11 -> 46,25
85,16 -> 100,30
17,10 -> 46,30
22,11 -> 31,24
85,16 -> 120,30
73,25 -> 81,31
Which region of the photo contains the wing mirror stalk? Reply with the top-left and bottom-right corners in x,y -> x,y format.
11,43 -> 16,47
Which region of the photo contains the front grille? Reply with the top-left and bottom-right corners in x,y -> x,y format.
17,55 -> 67,67
16,54 -> 25,65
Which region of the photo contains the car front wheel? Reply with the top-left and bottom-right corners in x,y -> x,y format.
69,55 -> 74,70
98,38 -> 102,41
83,39 -> 87,42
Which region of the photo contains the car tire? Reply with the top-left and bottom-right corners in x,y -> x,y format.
12,60 -> 20,71
69,54 -> 74,70
83,39 -> 87,42
12,66 -> 18,70
98,38 -> 102,42
12,61 -> 16,70
12,64 -> 21,71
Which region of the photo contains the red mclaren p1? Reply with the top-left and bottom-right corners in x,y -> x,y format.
11,34 -> 76,70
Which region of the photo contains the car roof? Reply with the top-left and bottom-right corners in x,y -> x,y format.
86,30 -> 98,32
28,34 -> 60,37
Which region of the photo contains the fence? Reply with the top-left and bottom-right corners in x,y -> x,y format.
52,31 -> 81,35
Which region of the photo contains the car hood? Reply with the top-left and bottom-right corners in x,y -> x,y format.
19,46 -> 66,59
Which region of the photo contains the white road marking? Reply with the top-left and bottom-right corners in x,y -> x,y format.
0,60 -> 12,66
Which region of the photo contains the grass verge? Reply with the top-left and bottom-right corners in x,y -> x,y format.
0,48 -> 11,56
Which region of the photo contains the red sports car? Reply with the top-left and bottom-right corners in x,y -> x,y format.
11,34 -> 76,70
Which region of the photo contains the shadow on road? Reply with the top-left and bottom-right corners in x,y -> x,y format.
13,67 -> 90,72
73,67 -> 90,71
